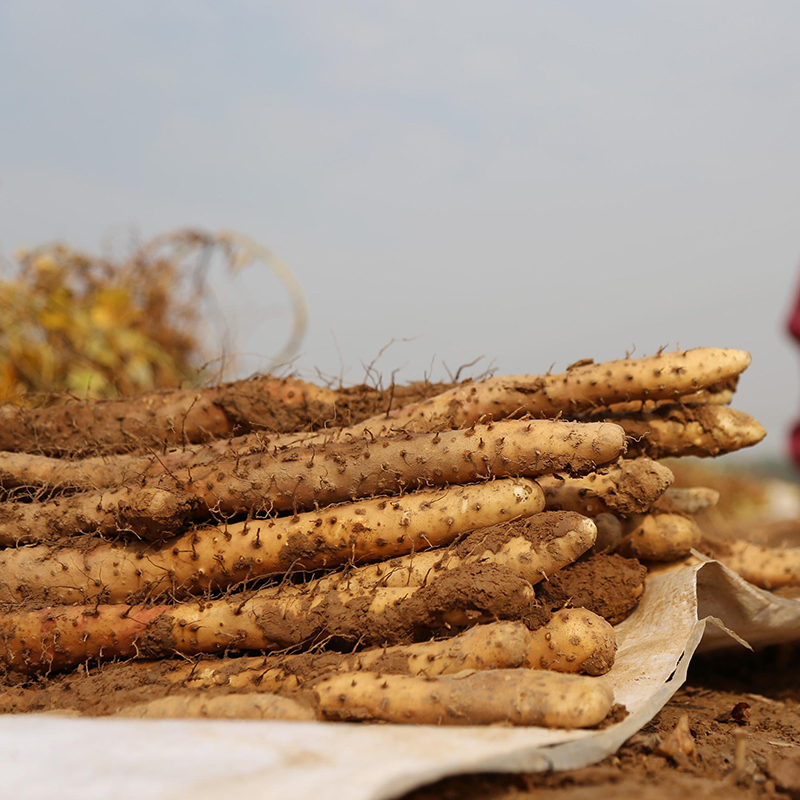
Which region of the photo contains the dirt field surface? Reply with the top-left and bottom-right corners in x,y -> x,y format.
403,644 -> 800,800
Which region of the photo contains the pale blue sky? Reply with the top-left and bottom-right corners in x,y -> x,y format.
1,2 -> 799,456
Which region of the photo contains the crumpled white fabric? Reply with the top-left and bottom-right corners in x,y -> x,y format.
2,560 -> 799,800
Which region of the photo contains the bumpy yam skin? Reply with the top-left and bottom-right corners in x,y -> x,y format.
183,621 -> 533,693
596,405 -> 766,459
313,668 -> 614,728
307,511 -> 596,594
619,513 -> 702,562
0,418 -> 622,548
0,376 -> 340,456
524,608 -> 617,675
0,486 -> 199,546
0,563 -> 538,673
537,458 -> 673,517
0,479 -> 544,604
344,348 -> 751,437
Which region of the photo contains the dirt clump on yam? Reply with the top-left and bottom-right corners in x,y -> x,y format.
536,554 -> 647,625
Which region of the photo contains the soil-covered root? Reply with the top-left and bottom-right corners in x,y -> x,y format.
0,429 -> 315,495
524,608 -> 616,676
301,511 -> 597,594
312,668 -> 615,728
588,405 -> 766,459
618,512 -> 702,562
701,538 -> 800,590
340,348 -> 751,438
0,622 -> 537,714
537,458 -> 674,517
0,486 -> 199,547
0,376 -> 344,457
182,620 -> 536,694
652,487 -> 720,514
0,479 -> 544,605
116,692 -> 316,720
0,563 -> 544,674
536,553 -> 647,624
0,419 -> 623,545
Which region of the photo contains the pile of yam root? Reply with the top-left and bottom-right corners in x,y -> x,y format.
0,347 -> 779,728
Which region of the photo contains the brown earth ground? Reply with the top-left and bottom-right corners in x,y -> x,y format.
404,643 -> 800,800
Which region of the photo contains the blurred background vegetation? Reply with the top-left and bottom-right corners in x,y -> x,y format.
0,230 -> 306,405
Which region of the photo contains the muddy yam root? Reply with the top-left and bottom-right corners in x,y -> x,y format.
313,668 -> 614,728
343,348 -> 751,437
0,479 -> 544,604
593,405 -> 766,459
0,563 -> 541,673
0,419 -> 623,546
308,511 -> 597,594
537,458 -> 674,517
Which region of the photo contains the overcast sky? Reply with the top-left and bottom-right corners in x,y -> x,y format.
1,2 -> 799,457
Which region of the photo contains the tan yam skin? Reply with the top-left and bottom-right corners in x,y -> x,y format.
0,376 -> 337,457
0,486 -> 199,547
618,513 -> 702,561
182,621 -> 534,693
301,511 -> 597,594
706,539 -> 800,590
338,348 -> 751,438
116,693 -> 316,720
0,479 -> 544,605
653,487 -> 720,514
524,608 -> 617,676
596,405 -> 766,459
0,563 -> 538,673
537,458 -> 674,517
599,378 -> 737,415
312,668 -> 614,728
0,429 -> 316,493
0,419 -> 624,546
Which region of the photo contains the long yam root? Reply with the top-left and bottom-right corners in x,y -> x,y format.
702,538 -> 800,590
117,693 -> 316,720
0,377 -> 340,457
590,405 -> 766,459
306,511 -> 596,594
0,563 -> 542,673
179,620 -> 536,693
537,458 -> 673,517
0,419 -> 623,545
0,479 -> 544,604
312,668 -> 614,728
618,513 -> 702,562
0,486 -> 199,547
341,348 -> 751,438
